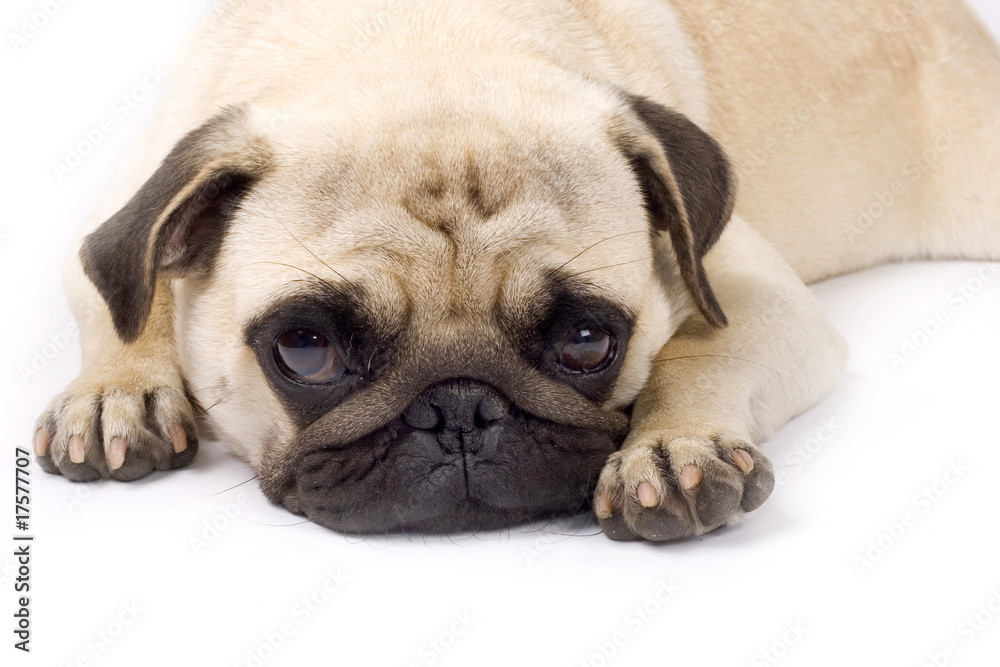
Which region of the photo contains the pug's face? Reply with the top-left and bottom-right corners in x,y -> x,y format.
82,63 -> 732,533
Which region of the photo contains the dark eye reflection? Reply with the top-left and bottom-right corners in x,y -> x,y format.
558,327 -> 614,373
275,330 -> 345,384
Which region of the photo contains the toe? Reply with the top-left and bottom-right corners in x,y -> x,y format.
58,449 -> 103,482
598,512 -> 643,541
693,477 -> 742,526
111,447 -> 157,482
35,452 -> 60,475
738,450 -> 775,512
61,463 -> 103,482
168,428 -> 199,470
33,428 -> 60,474
633,507 -> 689,542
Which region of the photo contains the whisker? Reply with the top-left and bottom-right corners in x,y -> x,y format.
203,476 -> 258,496
186,382 -> 231,415
270,213 -> 356,288
239,517 -> 312,527
564,258 -> 647,278
236,260 -> 341,289
198,398 -> 225,414
555,230 -> 647,272
658,354 -> 780,376
186,382 -> 228,397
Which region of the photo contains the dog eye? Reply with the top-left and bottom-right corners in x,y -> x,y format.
558,327 -> 615,374
275,330 -> 344,384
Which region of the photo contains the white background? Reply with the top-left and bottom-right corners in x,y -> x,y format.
3,2 -> 1000,666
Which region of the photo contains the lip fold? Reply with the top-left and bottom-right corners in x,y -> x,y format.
276,392 -> 624,534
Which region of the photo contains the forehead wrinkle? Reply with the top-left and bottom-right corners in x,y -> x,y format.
398,150 -> 516,231
338,195 -> 549,299
261,106 -> 647,320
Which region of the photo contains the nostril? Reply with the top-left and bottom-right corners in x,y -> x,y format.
474,393 -> 509,428
473,411 -> 491,429
403,402 -> 443,431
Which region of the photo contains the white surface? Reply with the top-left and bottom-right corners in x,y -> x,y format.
3,2 -> 1000,665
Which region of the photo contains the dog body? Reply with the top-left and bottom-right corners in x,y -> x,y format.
35,0 -> 1000,539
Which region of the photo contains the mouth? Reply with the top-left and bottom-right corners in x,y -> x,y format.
283,379 -> 624,534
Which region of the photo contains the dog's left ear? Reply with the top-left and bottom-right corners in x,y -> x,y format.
613,95 -> 735,328
81,105 -> 272,343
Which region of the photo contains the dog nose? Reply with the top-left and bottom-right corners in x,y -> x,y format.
402,380 -> 510,436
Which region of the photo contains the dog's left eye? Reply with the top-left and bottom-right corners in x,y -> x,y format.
274,330 -> 345,384
558,327 -> 615,374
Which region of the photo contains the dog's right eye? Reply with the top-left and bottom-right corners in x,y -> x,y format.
274,330 -> 345,384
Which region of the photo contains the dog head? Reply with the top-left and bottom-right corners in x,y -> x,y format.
81,60 -> 733,532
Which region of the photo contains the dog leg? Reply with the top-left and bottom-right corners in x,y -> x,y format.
595,218 -> 848,540
33,253 -> 197,481
32,106 -> 272,481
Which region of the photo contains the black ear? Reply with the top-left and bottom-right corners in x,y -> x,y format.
616,94 -> 735,328
81,106 -> 271,343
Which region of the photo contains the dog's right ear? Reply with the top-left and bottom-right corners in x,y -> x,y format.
80,105 -> 272,344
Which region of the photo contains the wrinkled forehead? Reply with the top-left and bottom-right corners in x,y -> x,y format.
296,110 -> 642,225
220,108 -> 655,328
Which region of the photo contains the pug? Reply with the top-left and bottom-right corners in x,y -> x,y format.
33,0 -> 1000,540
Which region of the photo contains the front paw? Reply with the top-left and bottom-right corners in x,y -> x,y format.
33,371 -> 198,482
594,433 -> 774,541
